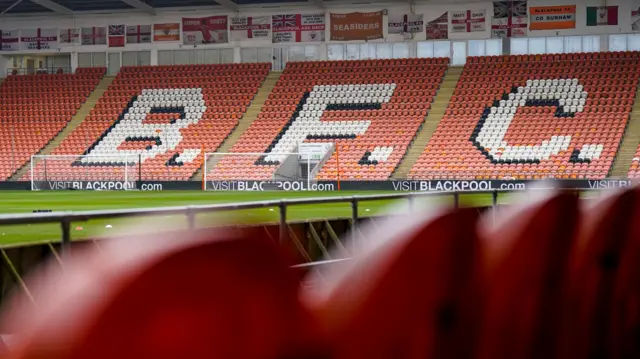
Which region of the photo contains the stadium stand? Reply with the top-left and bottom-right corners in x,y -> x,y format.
27,63 -> 270,181
206,58 -> 448,181
409,52 -> 640,180
0,68 -> 105,180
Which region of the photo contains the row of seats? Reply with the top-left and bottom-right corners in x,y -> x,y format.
27,63 -> 270,181
0,68 -> 105,180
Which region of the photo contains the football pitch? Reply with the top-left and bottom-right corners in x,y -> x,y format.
0,190 -> 504,247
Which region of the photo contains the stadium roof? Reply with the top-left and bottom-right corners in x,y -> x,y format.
0,0 -> 435,16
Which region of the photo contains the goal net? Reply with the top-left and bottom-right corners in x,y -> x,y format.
30,155 -> 140,191
203,152 -> 320,191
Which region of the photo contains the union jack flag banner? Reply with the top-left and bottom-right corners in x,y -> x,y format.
109,25 -> 125,47
272,13 -> 325,43
491,0 -> 528,38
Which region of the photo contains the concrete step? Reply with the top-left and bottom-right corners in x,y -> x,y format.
9,75 -> 116,181
392,68 -> 461,179
191,72 -> 282,181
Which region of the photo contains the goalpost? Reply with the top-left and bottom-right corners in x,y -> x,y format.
30,154 -> 140,191
203,152 -> 321,191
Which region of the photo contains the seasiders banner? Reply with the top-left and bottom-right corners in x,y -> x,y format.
230,16 -> 271,41
330,11 -> 383,41
529,5 -> 576,30
451,9 -> 486,33
491,0 -> 528,38
182,15 -> 228,44
272,13 -> 325,43
20,28 -> 57,50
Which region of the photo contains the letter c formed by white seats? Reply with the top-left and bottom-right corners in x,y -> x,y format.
474,78 -> 603,163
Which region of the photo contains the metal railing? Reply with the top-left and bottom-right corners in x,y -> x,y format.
0,190 -> 505,251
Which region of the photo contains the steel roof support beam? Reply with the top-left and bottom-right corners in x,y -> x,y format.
215,0 -> 238,12
29,0 -> 73,14
120,0 -> 156,14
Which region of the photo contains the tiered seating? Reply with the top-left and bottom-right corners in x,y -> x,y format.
0,68 -> 105,180
208,58 -> 448,181
409,52 -> 640,180
628,144 -> 640,178
29,63 -> 270,181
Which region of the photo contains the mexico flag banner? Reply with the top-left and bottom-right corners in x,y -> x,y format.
530,5 -> 576,30
20,28 -> 58,50
182,16 -> 228,44
230,16 -> 271,41
451,9 -> 486,33
272,13 -> 325,43
153,23 -> 180,41
388,14 -> 424,34
586,6 -> 618,26
59,28 -> 80,46
491,0 -> 528,38
632,7 -> 640,32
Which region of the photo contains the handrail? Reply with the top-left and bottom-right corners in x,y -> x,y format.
0,189 -> 507,250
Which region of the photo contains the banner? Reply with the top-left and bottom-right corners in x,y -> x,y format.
126,25 -> 151,44
586,6 -> 618,26
330,11 -> 383,41
81,27 -> 106,45
182,16 -> 228,44
632,7 -> 640,32
530,5 -> 576,30
426,12 -> 448,39
19,28 -> 57,50
451,9 -> 486,33
1,29 -> 20,51
153,23 -> 180,41
272,13 -> 325,43
59,28 -> 80,46
492,0 -> 528,38
388,14 -> 424,34
230,16 -> 271,41
108,25 -> 125,47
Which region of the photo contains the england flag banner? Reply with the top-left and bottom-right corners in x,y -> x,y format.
492,0 -> 528,38
20,28 -> 57,50
0,30 -> 19,51
451,9 -> 486,33
81,27 -> 107,45
59,28 -> 80,46
182,16 -> 228,44
230,16 -> 271,41
388,14 -> 424,34
272,13 -> 325,43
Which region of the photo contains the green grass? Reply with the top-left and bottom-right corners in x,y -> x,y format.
0,190 -> 505,247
